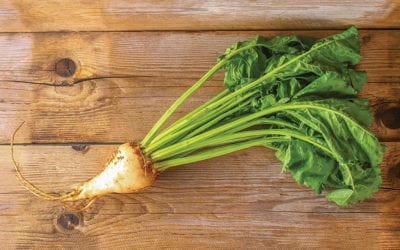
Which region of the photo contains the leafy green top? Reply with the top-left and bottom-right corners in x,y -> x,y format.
144,27 -> 385,207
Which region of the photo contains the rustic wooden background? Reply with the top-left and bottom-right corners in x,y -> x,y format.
0,1 -> 399,249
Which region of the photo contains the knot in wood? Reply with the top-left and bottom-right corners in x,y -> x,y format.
57,213 -> 80,231
380,107 -> 400,129
55,58 -> 77,77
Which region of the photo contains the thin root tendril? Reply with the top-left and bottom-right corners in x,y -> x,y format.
10,121 -> 82,205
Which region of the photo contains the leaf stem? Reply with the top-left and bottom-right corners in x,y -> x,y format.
145,91 -> 255,154
149,89 -> 230,145
142,42 -> 273,148
141,59 -> 227,147
152,128 -> 335,164
153,38 -> 338,138
151,100 -> 359,164
154,137 -> 281,171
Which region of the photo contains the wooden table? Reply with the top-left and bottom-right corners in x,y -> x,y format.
0,1 -> 399,249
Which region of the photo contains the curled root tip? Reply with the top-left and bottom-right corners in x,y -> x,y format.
10,121 -> 79,201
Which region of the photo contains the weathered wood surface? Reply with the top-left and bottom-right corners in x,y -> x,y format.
0,2 -> 399,249
0,30 -> 399,144
0,0 -> 399,32
0,143 -> 399,249
0,30 -> 399,84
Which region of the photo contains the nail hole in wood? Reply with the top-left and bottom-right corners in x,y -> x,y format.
362,35 -> 371,44
55,58 -> 76,77
380,107 -> 400,129
72,144 -> 88,152
57,213 -> 80,231
389,163 -> 400,180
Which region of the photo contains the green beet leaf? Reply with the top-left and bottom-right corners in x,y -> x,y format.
146,27 -> 385,207
218,26 -> 385,206
270,99 -> 385,205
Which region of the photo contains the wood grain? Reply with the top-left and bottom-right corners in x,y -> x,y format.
0,2 -> 399,248
0,143 -> 399,249
1,78 -> 399,144
0,0 -> 399,32
0,30 -> 399,84
0,30 -> 399,144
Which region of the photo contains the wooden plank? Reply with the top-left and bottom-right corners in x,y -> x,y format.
0,143 -> 399,248
0,1 -> 399,32
0,78 -> 398,144
1,142 -> 399,209
0,30 -> 399,84
0,30 -> 399,143
1,2 -> 398,249
1,211 -> 398,249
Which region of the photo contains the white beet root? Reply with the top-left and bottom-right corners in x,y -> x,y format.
12,134 -> 157,211
64,142 -> 157,201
